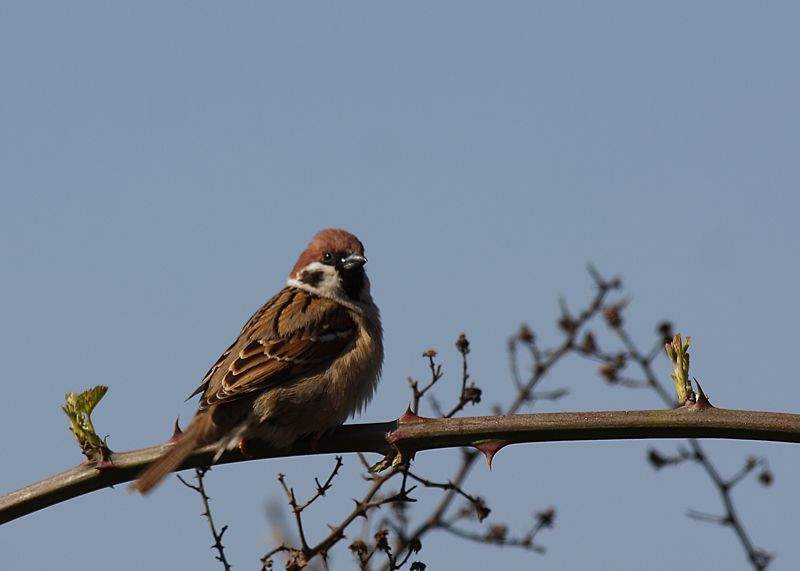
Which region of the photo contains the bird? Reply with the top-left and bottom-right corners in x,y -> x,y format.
133,228 -> 383,494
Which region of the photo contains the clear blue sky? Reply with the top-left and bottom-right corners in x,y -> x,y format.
2,3 -> 799,569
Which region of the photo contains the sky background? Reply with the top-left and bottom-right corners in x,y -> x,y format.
2,2 -> 799,570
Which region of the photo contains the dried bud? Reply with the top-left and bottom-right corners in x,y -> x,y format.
647,448 -> 668,469
473,497 -> 491,522
598,362 -> 619,383
373,528 -> 390,551
455,334 -> 470,354
581,331 -> 597,353
604,353 -> 626,382
758,469 -> 773,486
422,349 -> 437,358
349,540 -> 368,556
408,538 -> 422,553
657,321 -> 674,344
536,508 -> 556,528
410,562 -> 427,571
486,525 -> 508,542
456,504 -> 473,519
463,385 -> 482,404
558,312 -> 578,334
603,303 -> 624,329
518,324 -> 535,343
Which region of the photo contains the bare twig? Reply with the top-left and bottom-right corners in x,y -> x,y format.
177,468 -> 232,571
262,465 -> 407,569
439,507 -> 554,554
275,456 -> 344,553
589,302 -> 774,570
409,351 -> 444,415
385,269 -> 621,567
4,267 -> 789,571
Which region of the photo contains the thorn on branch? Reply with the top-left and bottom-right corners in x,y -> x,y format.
692,378 -> 714,410
169,417 -> 183,443
471,440 -> 509,470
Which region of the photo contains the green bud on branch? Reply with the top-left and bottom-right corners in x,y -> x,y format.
664,334 -> 695,406
62,385 -> 112,463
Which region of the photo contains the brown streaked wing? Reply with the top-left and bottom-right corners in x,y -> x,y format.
187,287 -> 296,402
186,341 -> 235,401
199,292 -> 356,409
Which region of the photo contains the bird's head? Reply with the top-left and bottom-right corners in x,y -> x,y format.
288,229 -> 372,305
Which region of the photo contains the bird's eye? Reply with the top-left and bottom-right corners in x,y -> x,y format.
323,252 -> 333,263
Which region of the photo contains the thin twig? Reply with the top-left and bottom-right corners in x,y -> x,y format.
177,468 -> 232,571
606,313 -> 772,570
385,270 -> 620,568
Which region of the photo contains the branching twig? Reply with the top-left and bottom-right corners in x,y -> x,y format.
3,267 -> 789,571
384,269 -> 621,568
177,468 -> 232,571
275,456 -> 344,554
439,507 -> 554,554
585,300 -> 774,570
409,351 -> 444,415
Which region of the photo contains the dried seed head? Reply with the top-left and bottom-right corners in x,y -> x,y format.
455,333 -> 470,354
487,525 -> 508,542
349,540 -> 368,556
581,331 -> 597,353
647,448 -> 668,469
463,385 -> 482,404
537,508 -> 556,528
558,313 -> 578,334
603,303 -> 624,329
518,324 -> 535,343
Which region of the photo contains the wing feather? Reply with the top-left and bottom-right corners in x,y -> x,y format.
195,287 -> 356,409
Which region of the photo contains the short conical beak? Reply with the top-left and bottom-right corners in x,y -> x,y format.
343,254 -> 367,269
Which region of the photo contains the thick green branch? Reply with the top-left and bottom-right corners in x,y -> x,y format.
2,407 -> 798,526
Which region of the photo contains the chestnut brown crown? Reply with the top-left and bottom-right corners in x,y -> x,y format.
290,228 -> 366,278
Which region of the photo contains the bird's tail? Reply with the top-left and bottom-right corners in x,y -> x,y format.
132,414 -> 215,495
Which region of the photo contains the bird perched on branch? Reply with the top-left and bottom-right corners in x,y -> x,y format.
133,228 -> 383,494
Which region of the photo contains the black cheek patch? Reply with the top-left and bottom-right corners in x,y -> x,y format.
340,267 -> 365,301
299,270 -> 324,287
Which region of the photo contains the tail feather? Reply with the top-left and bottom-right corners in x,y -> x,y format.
132,414 -> 214,495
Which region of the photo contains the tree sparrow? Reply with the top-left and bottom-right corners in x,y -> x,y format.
133,228 -> 383,494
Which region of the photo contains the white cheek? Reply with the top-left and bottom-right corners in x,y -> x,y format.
287,262 -> 343,297
318,272 -> 341,294
286,262 -> 371,315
